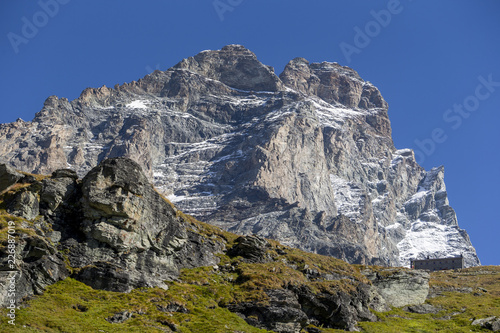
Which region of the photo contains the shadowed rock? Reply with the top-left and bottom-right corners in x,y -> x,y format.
0,163 -> 22,192
228,235 -> 270,263
0,157 -> 224,305
472,316 -> 500,332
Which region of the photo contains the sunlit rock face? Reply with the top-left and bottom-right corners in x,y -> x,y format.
0,45 -> 479,267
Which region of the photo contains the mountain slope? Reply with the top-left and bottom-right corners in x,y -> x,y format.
0,157 -> 433,332
0,45 -> 479,267
0,158 -> 497,332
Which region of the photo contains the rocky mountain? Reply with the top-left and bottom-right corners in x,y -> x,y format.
0,157 -> 432,332
0,45 -> 479,267
1,159 -> 498,333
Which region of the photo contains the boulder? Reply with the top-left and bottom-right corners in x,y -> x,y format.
472,316 -> 500,332
0,163 -> 22,192
362,267 -> 430,309
70,157 -> 223,292
228,235 -> 270,263
7,189 -> 39,220
291,283 -> 376,331
229,289 -> 308,333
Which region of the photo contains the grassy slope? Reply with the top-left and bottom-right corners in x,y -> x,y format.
0,175 -> 498,332
357,266 -> 500,333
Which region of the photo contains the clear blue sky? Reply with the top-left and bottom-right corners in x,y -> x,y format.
1,0 -> 499,265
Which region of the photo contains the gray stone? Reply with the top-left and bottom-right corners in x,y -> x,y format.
472,316 -> 500,332
229,289 -> 309,333
156,301 -> 189,313
363,267 -> 430,308
404,303 -> 441,314
0,163 -> 22,192
291,283 -> 377,331
7,190 -> 39,220
228,235 -> 270,263
40,176 -> 77,213
0,234 -> 69,307
71,157 -> 224,292
106,311 -> 133,324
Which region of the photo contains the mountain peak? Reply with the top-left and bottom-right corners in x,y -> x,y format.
280,57 -> 388,110
173,44 -> 283,92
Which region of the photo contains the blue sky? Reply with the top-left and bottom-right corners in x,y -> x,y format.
1,0 -> 499,265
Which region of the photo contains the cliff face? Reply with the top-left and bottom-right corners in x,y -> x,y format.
0,45 -> 479,267
0,158 -> 224,305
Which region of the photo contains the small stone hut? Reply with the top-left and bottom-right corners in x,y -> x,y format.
411,255 -> 464,272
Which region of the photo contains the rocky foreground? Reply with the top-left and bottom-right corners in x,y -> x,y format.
1,158 -> 498,332
0,158 -> 426,331
0,45 -> 479,267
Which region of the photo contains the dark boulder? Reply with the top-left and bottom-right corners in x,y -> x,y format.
228,235 -> 271,263
0,163 -> 22,192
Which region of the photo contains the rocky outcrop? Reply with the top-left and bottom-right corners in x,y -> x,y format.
0,234 -> 69,308
279,57 -> 388,112
0,158 -> 225,306
229,284 -> 377,332
229,289 -> 309,333
73,157 -> 223,291
472,316 -> 500,332
291,283 -> 377,331
0,45 -> 480,267
0,163 -> 22,193
227,235 -> 271,263
362,267 -> 430,310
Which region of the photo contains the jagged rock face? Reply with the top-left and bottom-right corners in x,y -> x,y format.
0,233 -> 69,308
175,45 -> 283,92
280,57 -> 388,112
0,158 -> 224,306
0,45 -> 479,267
75,158 -> 224,292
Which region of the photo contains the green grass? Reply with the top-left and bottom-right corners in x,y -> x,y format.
1,250 -> 498,333
359,307 -> 487,333
0,278 -> 268,333
358,266 -> 500,333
